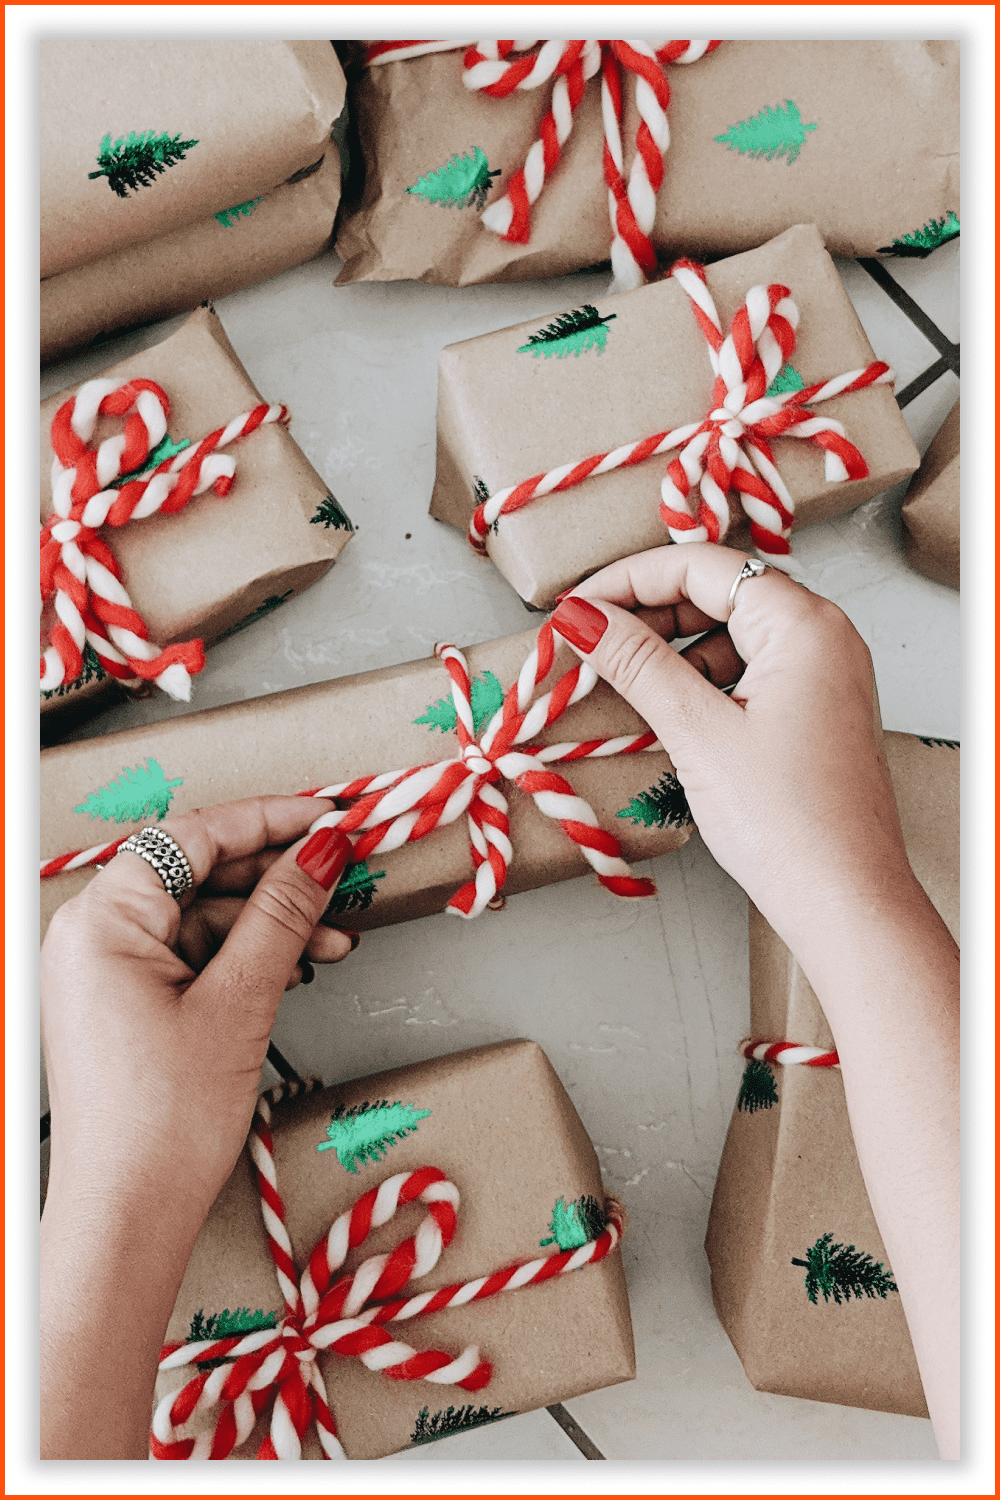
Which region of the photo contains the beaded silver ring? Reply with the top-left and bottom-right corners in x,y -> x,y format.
726,558 -> 768,617
117,826 -> 195,901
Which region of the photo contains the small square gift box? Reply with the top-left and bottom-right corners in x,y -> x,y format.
334,40 -> 957,288
430,223 -> 920,608
39,623 -> 693,940
902,400 -> 960,589
39,306 -> 353,741
41,151 -> 343,365
705,732 -> 958,1417
40,41 -> 344,281
150,1040 -> 636,1459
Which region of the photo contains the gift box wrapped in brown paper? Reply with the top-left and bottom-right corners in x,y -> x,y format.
40,306 -> 353,742
40,151 -> 342,365
40,625 -> 693,939
704,732 -> 959,1417
335,40 -> 958,287
902,401 -> 960,589
430,224 -> 920,608
148,1041 -> 634,1459
40,41 -> 345,281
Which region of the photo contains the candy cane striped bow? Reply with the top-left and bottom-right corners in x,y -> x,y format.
39,624 -> 663,911
469,263 -> 894,568
740,1039 -> 841,1068
303,622 -> 660,917
368,39 -> 721,291
40,377 -> 289,702
151,1080 -> 625,1460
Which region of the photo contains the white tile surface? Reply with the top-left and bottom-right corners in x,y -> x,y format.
878,237 -> 960,344
40,241 -> 958,1463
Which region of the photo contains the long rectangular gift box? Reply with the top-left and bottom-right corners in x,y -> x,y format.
40,625 -> 693,939
902,400 -> 959,589
40,306 -> 353,741
430,224 -> 920,608
40,41 -> 345,280
40,150 -> 342,365
334,40 -> 958,287
704,731 -> 958,1417
150,1040 -> 635,1459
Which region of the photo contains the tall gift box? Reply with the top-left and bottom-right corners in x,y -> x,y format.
430,224 -> 919,608
704,732 -> 958,1416
40,306 -> 353,741
902,401 -> 960,588
40,625 -> 693,938
151,1041 -> 636,1458
335,41 -> 958,287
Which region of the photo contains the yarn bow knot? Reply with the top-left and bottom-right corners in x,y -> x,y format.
304,622 -> 662,918
151,1082 -> 625,1460
40,376 -> 289,702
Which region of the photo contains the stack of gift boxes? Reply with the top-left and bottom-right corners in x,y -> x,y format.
38,39 -> 960,1458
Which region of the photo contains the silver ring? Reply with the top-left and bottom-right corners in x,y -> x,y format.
726,558 -> 768,618
116,826 -> 195,901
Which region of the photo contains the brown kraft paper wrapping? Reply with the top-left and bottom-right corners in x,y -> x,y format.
40,307 -> 353,740
334,41 -> 958,286
40,151 -> 342,365
704,732 -> 959,1417
154,1040 -> 635,1459
902,401 -> 959,589
430,224 -> 920,608
40,626 -> 692,940
41,41 -> 345,279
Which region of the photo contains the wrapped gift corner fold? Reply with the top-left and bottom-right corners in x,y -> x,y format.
430,224 -> 920,607
40,40 -> 346,281
902,400 -> 959,588
334,40 -> 957,286
40,624 -> 693,940
705,731 -> 958,1417
40,306 -> 353,740
150,1040 -> 636,1459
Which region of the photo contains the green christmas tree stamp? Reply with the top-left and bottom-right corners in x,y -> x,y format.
325,859 -> 386,916
472,475 -> 491,505
518,305 -> 617,360
736,1058 -> 779,1114
40,641 -> 107,699
317,1099 -> 431,1173
415,670 -> 505,736
89,130 -> 199,197
188,1307 -> 278,1343
714,100 -> 817,165
74,758 -> 182,824
410,1404 -> 515,1445
879,211 -> 959,258
406,147 -> 501,211
216,590 -> 294,644
918,737 -> 959,749
765,362 -> 805,397
214,197 -> 263,228
792,1233 -> 898,1305
540,1194 -> 607,1250
310,493 -> 354,530
616,773 -> 692,830
119,432 -> 192,484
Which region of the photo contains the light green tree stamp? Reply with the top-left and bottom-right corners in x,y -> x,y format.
89,130 -> 199,197
714,100 -> 817,165
518,305 -> 617,360
317,1099 -> 431,1173
74,758 -> 183,824
406,148 -> 501,210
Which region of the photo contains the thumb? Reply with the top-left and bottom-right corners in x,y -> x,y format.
550,594 -> 738,758
196,825 -> 351,1017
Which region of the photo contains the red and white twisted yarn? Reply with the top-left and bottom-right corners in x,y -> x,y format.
740,1039 -> 841,1068
469,261 -> 894,567
368,39 -> 719,291
40,377 -> 289,701
40,623 -> 662,910
151,1079 -> 624,1460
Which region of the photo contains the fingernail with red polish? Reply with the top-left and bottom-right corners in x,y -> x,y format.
554,587 -> 575,604
551,596 -> 608,654
296,827 -> 351,891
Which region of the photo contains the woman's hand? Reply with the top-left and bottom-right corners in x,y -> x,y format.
550,542 -> 916,960
40,798 -> 356,1458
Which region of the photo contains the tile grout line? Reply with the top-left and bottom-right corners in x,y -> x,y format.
266,1040 -> 303,1083
895,356 -> 954,411
545,1403 -> 606,1459
858,256 -> 960,370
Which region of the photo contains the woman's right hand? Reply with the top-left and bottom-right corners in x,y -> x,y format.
550,543 -> 919,959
